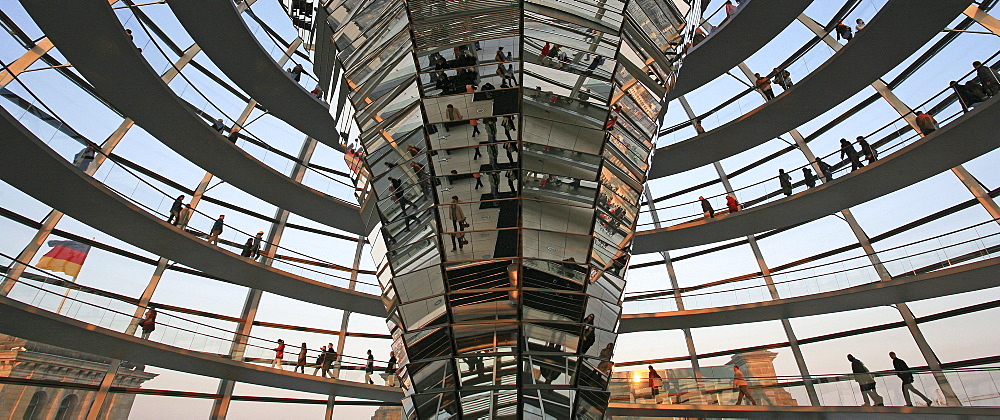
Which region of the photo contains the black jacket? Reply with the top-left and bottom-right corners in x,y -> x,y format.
893,358 -> 914,382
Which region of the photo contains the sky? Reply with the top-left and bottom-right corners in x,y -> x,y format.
0,0 -> 999,417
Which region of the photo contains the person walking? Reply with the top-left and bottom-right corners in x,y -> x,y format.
312,346 -> 327,376
501,115 -> 516,141
290,63 -> 304,82
732,365 -> 757,405
693,119 -> 705,135
250,231 -> 264,260
470,118 -> 481,137
176,203 -> 193,228
840,138 -> 864,171
779,168 -> 793,197
241,237 -> 255,258
406,144 -> 421,157
294,343 -> 308,373
855,18 -> 866,31
700,196 -> 715,219
271,339 -> 285,370
580,314 -> 596,353
449,196 -> 467,252
504,141 -> 516,163
167,195 -> 185,225
952,80 -> 987,109
506,169 -> 517,192
139,306 -> 156,340
322,345 -> 337,378
835,19 -> 853,41
648,366 -> 663,402
915,111 -> 938,135
857,136 -> 877,163
816,158 -> 834,181
365,349 -> 375,384
890,352 -> 933,406
973,60 -> 999,96
208,215 -> 225,245
505,64 -> 518,86
724,0 -> 738,19
848,354 -> 884,406
485,118 -> 499,142
803,167 -> 817,188
755,73 -> 774,100
488,171 -> 501,203
410,161 -> 430,195
211,118 -> 226,134
726,195 -> 741,213
445,104 -> 463,132
386,352 -> 398,386
773,68 -> 793,91
473,172 -> 484,190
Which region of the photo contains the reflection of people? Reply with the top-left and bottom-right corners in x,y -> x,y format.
598,343 -> 615,372
501,115 -> 516,141
890,352 -> 933,406
488,171 -> 501,204
473,172 -> 483,190
580,314 -> 596,353
449,196 -> 467,252
446,104 -> 462,121
848,354 -> 884,406
388,177 -> 418,231
505,170 -> 517,192
733,365 -> 757,405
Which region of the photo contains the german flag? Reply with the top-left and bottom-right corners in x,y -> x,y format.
36,240 -> 91,278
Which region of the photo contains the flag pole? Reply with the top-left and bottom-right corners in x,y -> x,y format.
55,274 -> 77,315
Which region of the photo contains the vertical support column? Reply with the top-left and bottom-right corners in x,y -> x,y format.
640,187 -> 701,378
85,359 -> 122,420
680,89 -> 819,404
796,12 -> 1000,222
326,235 -> 366,420
678,95 -> 821,404
793,13 -> 967,405
717,161 -> 822,406
211,135 -> 318,419
0,38 -> 54,87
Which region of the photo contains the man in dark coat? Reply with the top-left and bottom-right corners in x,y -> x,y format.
208,215 -> 225,245
167,195 -> 185,225
890,352 -> 933,406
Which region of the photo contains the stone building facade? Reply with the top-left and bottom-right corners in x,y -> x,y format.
0,334 -> 156,419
